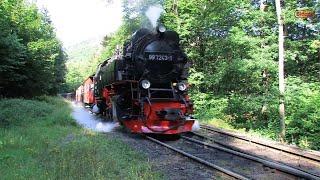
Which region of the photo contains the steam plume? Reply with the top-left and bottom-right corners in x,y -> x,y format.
96,122 -> 119,133
145,5 -> 164,28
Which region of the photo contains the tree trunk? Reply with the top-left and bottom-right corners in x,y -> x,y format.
275,0 -> 286,141
260,1 -> 268,116
318,49 -> 320,80
173,0 -> 180,31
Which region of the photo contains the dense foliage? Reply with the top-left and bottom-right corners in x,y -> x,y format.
0,0 -> 66,97
65,0 -> 319,149
162,0 -> 320,149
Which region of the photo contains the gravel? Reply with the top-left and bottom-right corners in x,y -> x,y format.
104,128 -> 232,180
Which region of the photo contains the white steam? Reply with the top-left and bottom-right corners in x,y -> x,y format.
96,122 -> 119,133
192,120 -> 200,132
145,5 -> 164,28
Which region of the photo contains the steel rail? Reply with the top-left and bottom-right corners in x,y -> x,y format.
181,135 -> 320,180
201,125 -> 320,163
145,136 -> 249,180
191,131 -> 320,178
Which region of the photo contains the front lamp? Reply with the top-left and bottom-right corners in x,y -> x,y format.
141,80 -> 151,89
158,25 -> 166,33
157,24 -> 166,33
177,82 -> 187,91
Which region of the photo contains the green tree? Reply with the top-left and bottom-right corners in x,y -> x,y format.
163,0 -> 320,148
0,0 -> 66,97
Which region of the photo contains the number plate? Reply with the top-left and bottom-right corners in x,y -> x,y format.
146,53 -> 175,61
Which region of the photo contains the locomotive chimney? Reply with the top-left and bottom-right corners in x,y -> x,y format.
156,23 -> 166,34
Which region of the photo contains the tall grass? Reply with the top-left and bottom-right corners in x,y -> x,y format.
0,96 -> 161,179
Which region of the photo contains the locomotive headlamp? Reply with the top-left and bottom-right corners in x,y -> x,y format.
177,82 -> 187,91
141,80 -> 151,89
158,25 -> 166,33
157,24 -> 166,33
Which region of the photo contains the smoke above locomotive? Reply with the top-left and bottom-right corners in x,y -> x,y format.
145,5 -> 164,28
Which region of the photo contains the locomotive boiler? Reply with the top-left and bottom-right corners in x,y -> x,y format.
85,25 -> 198,134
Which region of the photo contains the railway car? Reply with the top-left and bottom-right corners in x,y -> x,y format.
83,75 -> 95,106
75,85 -> 83,102
80,25 -> 198,134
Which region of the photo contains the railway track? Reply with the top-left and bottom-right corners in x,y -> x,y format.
146,134 -> 320,179
201,125 -> 320,163
199,125 -> 320,177
145,135 -> 249,180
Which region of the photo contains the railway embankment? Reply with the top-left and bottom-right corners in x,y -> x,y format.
0,96 -> 161,179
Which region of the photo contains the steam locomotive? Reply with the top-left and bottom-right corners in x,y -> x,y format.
76,25 -> 198,134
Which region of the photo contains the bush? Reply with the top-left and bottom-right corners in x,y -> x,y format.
0,98 -> 54,127
285,77 -> 320,150
191,93 -> 228,120
193,77 -> 320,150
0,96 -> 76,128
224,94 -> 279,134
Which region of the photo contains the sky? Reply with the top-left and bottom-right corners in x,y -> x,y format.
35,0 -> 123,47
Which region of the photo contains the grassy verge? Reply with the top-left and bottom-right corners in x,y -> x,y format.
0,96 -> 161,179
202,118 -> 275,141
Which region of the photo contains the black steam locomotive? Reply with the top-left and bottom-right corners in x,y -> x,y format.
79,25 -> 198,134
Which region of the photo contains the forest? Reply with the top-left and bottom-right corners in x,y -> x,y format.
66,0 -> 320,150
0,0 -> 66,97
0,0 -> 319,150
